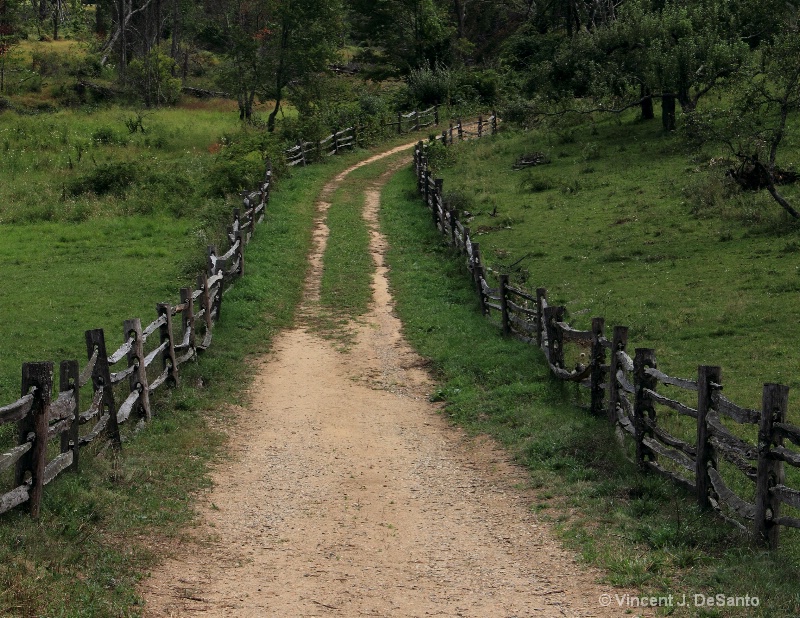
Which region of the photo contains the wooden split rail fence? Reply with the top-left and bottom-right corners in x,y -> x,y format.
413,130 -> 800,549
0,163 -> 274,519
283,105 -> 444,168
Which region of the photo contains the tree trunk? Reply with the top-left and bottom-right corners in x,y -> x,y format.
661,94 -> 676,131
170,0 -> 180,74
267,93 -> 281,132
640,85 -> 654,120
52,4 -> 58,40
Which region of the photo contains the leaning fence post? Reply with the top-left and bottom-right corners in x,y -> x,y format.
16,362 -> 53,518
755,383 -> 788,548
633,348 -> 658,469
59,360 -> 80,472
590,318 -> 606,417
499,275 -> 511,336
608,326 -> 629,425
85,329 -> 121,449
696,365 -> 721,510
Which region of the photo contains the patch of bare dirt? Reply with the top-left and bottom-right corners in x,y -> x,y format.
140,145 -> 648,617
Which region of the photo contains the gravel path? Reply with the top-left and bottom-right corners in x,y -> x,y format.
141,145 -> 646,617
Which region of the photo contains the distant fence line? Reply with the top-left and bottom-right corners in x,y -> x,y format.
413,128 -> 800,550
0,163 -> 274,519
284,105 -> 468,167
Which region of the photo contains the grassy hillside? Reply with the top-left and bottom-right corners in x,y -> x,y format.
428,113 -> 800,417
380,136 -> 800,616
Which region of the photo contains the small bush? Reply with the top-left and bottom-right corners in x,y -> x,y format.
407,62 -> 457,106
68,162 -> 139,196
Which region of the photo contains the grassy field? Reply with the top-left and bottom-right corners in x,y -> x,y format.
427,114 -> 800,416
0,101 -> 275,406
380,160 -> 800,617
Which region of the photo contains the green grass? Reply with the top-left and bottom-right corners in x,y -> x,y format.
380,161 -> 800,616
317,152 -> 411,342
0,141 -> 379,617
426,117 -> 800,414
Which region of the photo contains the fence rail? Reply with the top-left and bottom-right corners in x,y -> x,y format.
0,162 -> 274,519
283,105 -> 446,168
413,126 -> 799,549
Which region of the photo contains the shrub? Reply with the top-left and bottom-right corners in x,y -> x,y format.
406,62 -> 457,106
68,162 -> 139,196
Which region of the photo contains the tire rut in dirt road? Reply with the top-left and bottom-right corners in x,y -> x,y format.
141,145 -> 648,617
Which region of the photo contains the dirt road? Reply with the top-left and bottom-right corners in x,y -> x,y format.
141,145 -> 644,617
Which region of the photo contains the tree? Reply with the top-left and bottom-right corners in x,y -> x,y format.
722,32 -> 800,218
209,0 -> 343,128
348,0 -> 453,73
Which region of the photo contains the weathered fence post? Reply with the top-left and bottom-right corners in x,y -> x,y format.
235,230 -> 244,277
397,112 -> 403,134
124,318 -> 151,422
535,288 -> 547,349
696,365 -> 721,509
633,348 -> 658,469
434,104 -> 439,126
85,329 -> 121,449
157,303 -> 179,387
59,360 -> 80,472
434,178 -> 444,231
590,317 -> 606,417
414,110 -> 420,132
608,326 -> 629,425
491,111 -> 498,135
16,362 -> 53,518
450,209 -> 459,247
478,115 -> 483,138
449,122 -> 454,144
543,306 -> 565,369
207,245 -> 218,278
471,243 -> 488,315
457,118 -> 464,141
197,274 -> 214,345
755,383 -> 788,548
499,275 -> 511,336
180,287 -> 196,353
462,227 -> 470,256
298,141 -> 306,166
334,129 -> 340,155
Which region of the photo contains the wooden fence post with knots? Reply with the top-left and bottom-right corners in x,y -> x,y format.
16,362 -> 53,518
